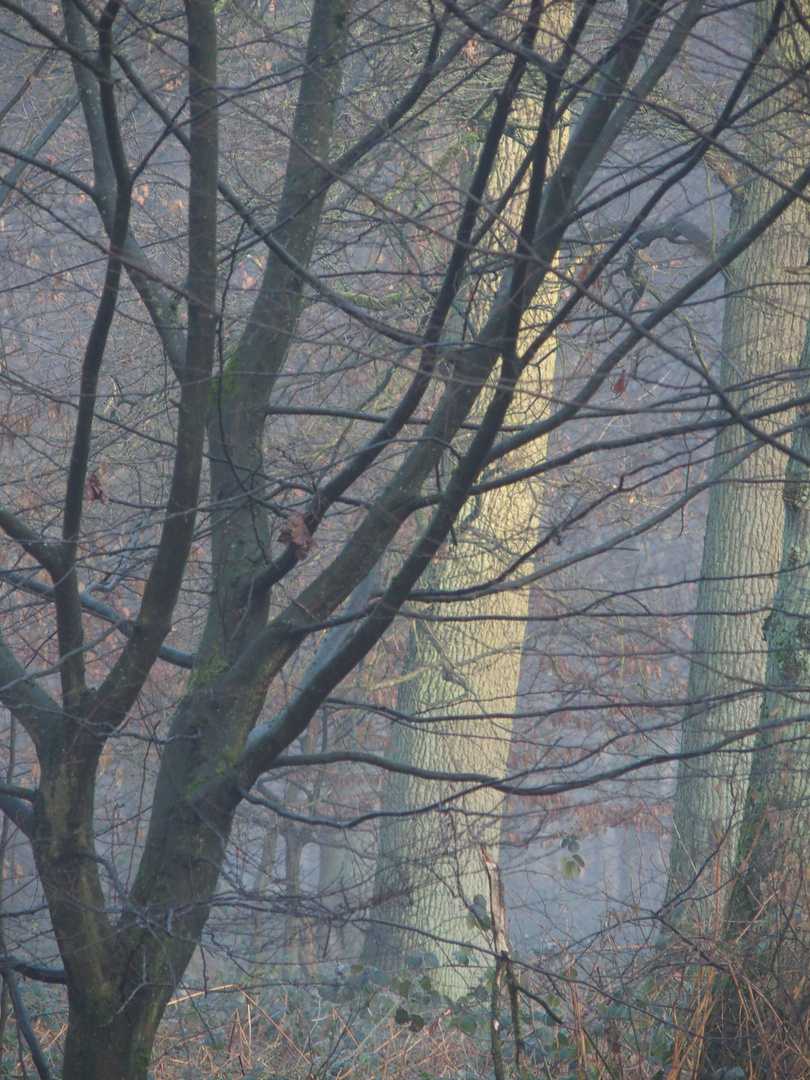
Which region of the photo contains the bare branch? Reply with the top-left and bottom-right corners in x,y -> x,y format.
0,957 -> 66,986
0,570 -> 194,669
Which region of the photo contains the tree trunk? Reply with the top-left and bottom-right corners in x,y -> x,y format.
249,818 -> 279,960
667,0 -> 810,929
365,530 -> 544,988
61,997 -> 164,1080
282,824 -> 317,971
699,282 -> 810,1080
317,834 -> 354,958
365,8 -> 571,990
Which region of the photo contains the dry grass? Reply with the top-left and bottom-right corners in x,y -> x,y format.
9,938 -> 810,1080
149,983 -> 492,1080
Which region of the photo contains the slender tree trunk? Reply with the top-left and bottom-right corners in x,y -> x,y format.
365,7 -> 571,991
667,0 -> 810,929
318,835 -> 354,958
282,824 -> 316,970
249,818 -> 279,959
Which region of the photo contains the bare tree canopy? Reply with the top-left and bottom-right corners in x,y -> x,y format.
0,0 -> 809,1076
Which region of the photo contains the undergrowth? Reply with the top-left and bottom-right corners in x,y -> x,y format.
5,936 -> 801,1079
0,947 -> 687,1080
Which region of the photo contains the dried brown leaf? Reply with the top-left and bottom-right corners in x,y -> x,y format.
279,513 -> 317,561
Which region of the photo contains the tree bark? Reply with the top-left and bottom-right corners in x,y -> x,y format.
699,275 -> 810,1080
2,0 -> 801,1073
365,5 -> 571,993
667,0 -> 810,930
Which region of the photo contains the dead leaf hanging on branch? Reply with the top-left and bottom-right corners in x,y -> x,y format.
85,471 -> 107,502
279,514 -> 317,561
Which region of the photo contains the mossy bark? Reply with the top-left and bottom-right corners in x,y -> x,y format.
25,5 -> 355,1079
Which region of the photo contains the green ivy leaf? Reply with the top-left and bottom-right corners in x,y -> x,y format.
559,854 -> 584,879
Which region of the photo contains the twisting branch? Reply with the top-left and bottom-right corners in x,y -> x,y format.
0,509 -> 62,579
56,0 -> 133,711
0,921 -> 56,1080
0,570 -> 194,669
89,0 -> 219,727
0,956 -> 66,986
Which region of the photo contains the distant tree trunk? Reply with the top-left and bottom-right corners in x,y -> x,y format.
365,8 -> 571,991
281,823 -> 318,972
317,834 -> 352,957
667,0 -> 810,928
364,496 -> 550,987
699,281 -> 810,1080
249,818 -> 278,960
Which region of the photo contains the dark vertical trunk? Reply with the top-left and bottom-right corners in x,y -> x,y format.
61,993 -> 164,1080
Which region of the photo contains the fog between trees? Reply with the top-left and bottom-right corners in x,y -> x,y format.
1,0 -> 810,1076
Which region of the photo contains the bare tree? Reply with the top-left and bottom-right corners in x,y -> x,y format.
0,0 -> 809,1077
696,274 -> 810,1080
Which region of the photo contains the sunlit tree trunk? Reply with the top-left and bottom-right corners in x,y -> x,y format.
700,276 -> 810,1080
365,9 -> 571,991
364,464 -> 552,988
667,0 -> 810,929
